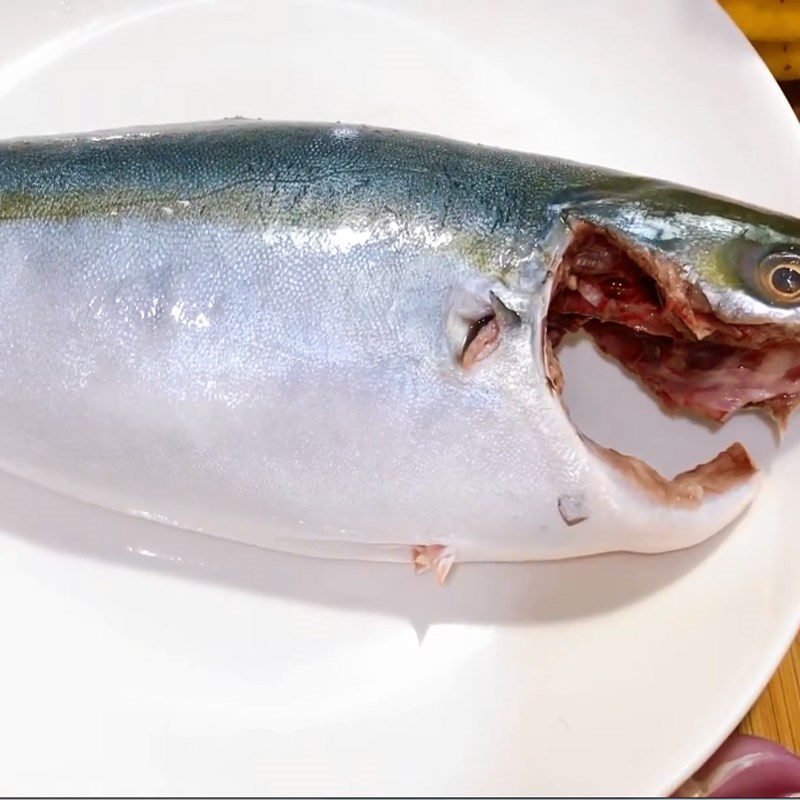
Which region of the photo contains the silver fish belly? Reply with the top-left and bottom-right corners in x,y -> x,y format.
0,120 -> 797,568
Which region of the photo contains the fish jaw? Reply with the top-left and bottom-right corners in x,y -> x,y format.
502,213 -> 767,561
401,293 -> 761,563
572,441 -> 760,557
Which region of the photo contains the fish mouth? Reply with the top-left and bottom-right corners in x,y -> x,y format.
542,219 -> 800,503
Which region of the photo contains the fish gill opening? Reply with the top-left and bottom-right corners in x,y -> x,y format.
541,221 -> 800,500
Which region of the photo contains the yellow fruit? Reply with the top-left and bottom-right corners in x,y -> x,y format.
754,39 -> 800,78
720,0 -> 800,41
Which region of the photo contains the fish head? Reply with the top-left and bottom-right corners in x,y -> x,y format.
547,179 -> 800,425
558,179 -> 800,328
478,178 -> 800,555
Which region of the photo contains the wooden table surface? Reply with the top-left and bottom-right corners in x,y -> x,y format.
736,80 -> 800,753
739,640 -> 800,750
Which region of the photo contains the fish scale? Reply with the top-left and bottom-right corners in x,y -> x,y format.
0,120 -> 796,570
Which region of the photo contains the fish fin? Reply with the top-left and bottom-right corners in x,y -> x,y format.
412,544 -> 455,585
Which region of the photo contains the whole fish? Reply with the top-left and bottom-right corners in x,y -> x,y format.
1,120 -> 798,580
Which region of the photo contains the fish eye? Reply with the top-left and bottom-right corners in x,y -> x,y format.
758,252 -> 800,304
728,238 -> 800,307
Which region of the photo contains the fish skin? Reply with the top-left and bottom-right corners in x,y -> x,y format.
0,120 -> 794,563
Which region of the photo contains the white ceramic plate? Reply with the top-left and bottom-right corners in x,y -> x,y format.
0,0 -> 798,795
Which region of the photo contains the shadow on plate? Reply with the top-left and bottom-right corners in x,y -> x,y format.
0,464 -> 742,631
